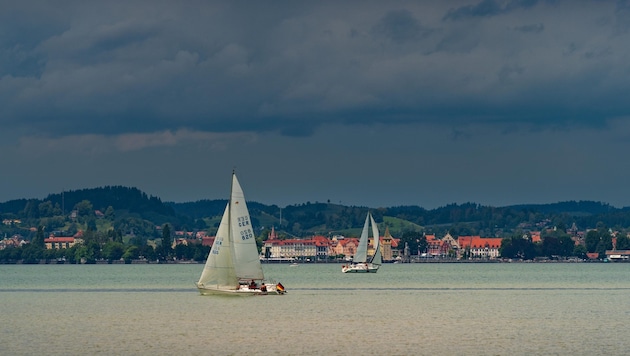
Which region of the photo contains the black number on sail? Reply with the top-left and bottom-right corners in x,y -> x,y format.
240,229 -> 253,240
211,238 -> 223,254
237,216 -> 250,227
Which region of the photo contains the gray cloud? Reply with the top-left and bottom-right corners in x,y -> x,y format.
443,0 -> 540,21
371,9 -> 434,43
2,1 -> 630,141
3,1 -> 630,208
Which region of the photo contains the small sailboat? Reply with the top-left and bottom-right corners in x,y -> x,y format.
196,172 -> 285,296
342,212 -> 382,273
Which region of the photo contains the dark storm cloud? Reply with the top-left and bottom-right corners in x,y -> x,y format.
3,0 -> 630,210
371,9 -> 434,43
443,0 -> 506,20
443,0 -> 540,20
1,1 -> 630,142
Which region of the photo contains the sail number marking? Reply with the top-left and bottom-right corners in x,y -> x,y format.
240,228 -> 254,240
237,216 -> 250,227
211,238 -> 223,254
237,216 -> 253,240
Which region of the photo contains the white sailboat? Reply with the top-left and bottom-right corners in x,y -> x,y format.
196,172 -> 286,296
342,212 -> 382,273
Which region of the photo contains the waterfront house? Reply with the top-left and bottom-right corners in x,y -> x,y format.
45,236 -> 77,249
457,236 -> 503,259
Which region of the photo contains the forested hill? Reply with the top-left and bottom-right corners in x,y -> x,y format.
0,186 -> 176,221
507,201 -> 618,215
167,200 -> 630,236
2,185 -> 630,237
169,199 -> 280,219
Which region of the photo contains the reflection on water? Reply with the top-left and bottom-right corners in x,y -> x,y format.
2,263 -> 630,355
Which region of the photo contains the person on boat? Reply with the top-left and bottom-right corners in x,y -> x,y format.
260,284 -> 267,293
249,280 -> 257,289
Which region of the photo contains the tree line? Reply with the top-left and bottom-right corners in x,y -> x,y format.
2,186 -> 630,263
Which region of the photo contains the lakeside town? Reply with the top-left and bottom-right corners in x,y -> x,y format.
2,188 -> 630,264
2,218 -> 629,264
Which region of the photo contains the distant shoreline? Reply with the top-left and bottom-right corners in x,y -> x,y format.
0,259 -> 614,265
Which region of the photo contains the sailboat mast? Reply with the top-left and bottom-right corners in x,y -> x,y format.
228,171 -> 235,274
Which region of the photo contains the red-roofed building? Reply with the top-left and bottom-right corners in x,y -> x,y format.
426,234 -> 446,257
201,236 -> 215,247
530,232 -> 542,243
425,233 -> 458,258
329,237 -> 359,260
457,236 -> 503,259
262,226 -> 399,262
44,236 -> 77,250
586,252 -> 599,260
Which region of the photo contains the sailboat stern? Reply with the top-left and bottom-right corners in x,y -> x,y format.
261,280 -> 286,295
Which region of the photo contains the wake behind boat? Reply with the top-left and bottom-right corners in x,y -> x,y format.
342,212 -> 382,273
196,172 -> 286,296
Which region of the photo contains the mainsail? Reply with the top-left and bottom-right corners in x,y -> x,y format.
229,173 -> 265,281
353,213 -> 371,263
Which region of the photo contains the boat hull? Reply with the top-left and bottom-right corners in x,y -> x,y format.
196,283 -> 285,296
341,263 -> 380,273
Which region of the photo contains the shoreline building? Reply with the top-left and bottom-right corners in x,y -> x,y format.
262,227 -> 400,262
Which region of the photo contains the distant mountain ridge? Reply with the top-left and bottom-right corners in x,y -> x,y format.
2,186 -> 630,237
507,201 -> 618,215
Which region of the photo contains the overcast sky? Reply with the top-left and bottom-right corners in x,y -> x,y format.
2,0 -> 630,209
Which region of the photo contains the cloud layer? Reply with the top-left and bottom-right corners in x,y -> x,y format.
2,1 -> 630,208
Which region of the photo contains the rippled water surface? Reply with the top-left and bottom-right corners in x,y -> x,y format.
1,263 -> 629,355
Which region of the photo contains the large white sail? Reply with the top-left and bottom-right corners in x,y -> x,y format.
230,173 -> 265,281
353,213 -> 370,263
197,204 -> 236,288
197,172 -> 285,295
370,214 -> 382,266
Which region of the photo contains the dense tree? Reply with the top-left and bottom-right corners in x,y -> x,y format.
585,228 -> 613,256
174,243 -> 198,261
573,244 -> 587,259
105,206 -> 115,220
500,235 -> 538,260
194,245 -> 211,262
74,240 -> 100,264
23,200 -> 39,219
107,229 -> 123,243
20,244 -> 43,264
398,230 -> 427,256
38,201 -> 54,217
122,245 -> 139,263
161,224 -> 172,255
585,230 -> 600,253
32,226 -> 46,248
541,229 -> 574,257
75,200 -> 93,217
103,241 -> 125,262
86,217 -> 97,231
615,235 -> 630,250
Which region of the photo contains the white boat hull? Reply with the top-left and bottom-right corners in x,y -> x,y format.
341,263 -> 380,273
196,283 -> 285,296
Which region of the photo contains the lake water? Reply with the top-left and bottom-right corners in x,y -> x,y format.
1,262 -> 630,355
